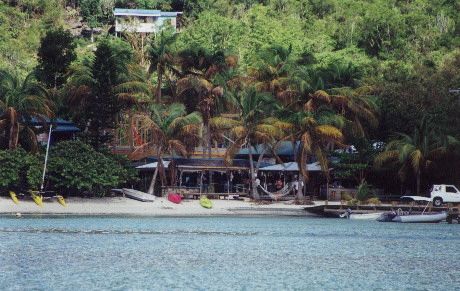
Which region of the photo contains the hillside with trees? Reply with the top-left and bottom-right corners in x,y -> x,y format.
0,0 -> 459,196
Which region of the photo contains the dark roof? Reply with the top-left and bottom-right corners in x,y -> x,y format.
236,141 -> 299,156
27,117 -> 81,132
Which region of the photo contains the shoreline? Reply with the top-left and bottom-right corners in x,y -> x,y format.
0,196 -> 324,217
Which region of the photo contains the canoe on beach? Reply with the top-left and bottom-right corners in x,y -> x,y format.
122,189 -> 155,202
168,193 -> 182,204
200,197 -> 212,208
30,191 -> 43,206
9,191 -> 19,204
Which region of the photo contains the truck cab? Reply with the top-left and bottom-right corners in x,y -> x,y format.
430,185 -> 460,206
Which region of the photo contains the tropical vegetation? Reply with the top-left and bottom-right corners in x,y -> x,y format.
0,0 -> 458,197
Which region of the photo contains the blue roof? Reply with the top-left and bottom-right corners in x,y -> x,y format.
114,8 -> 180,16
26,117 -> 81,132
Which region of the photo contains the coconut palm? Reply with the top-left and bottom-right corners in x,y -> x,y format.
211,87 -> 283,200
175,47 -> 236,158
131,103 -> 201,194
276,106 -> 345,198
247,45 -> 297,105
147,31 -> 178,103
375,116 -> 456,195
0,70 -> 53,151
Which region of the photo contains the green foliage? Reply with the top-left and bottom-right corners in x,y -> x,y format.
37,27 -> 77,89
331,137 -> 382,184
341,192 -> 352,201
47,140 -> 136,196
66,37 -> 145,149
80,0 -> 104,29
366,197 -> 380,206
356,182 -> 376,201
0,147 -> 42,191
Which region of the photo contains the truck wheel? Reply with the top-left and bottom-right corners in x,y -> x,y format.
433,197 -> 443,207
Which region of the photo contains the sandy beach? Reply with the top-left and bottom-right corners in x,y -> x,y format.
0,196 -> 323,217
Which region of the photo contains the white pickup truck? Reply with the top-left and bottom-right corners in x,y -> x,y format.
430,185 -> 460,206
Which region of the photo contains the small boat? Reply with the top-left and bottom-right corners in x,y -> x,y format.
30,191 -> 43,206
168,193 -> 182,204
122,188 -> 155,202
340,209 -> 384,220
200,196 -> 212,208
55,195 -> 67,207
377,211 -> 447,223
9,191 -> 19,204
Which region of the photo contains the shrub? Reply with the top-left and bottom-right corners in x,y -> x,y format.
47,140 -> 136,196
341,193 -> 353,201
0,147 -> 42,192
366,197 -> 381,205
356,182 -> 376,201
347,199 -> 358,205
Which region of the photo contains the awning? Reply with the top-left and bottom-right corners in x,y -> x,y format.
136,158 -> 272,171
136,161 -> 170,169
259,162 -> 323,172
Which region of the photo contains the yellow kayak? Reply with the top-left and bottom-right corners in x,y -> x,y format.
56,195 -> 66,207
9,191 -> 19,204
30,191 -> 43,206
200,196 -> 212,209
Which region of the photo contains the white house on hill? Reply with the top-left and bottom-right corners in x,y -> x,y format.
114,8 -> 182,35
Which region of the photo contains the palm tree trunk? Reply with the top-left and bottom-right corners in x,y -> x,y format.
147,154 -> 162,195
297,175 -> 305,200
248,142 -> 260,200
157,65 -> 162,103
9,122 -> 19,151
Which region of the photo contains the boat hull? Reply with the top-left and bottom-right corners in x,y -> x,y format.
122,189 -> 155,202
30,191 -> 43,206
200,197 -> 212,208
377,212 -> 447,223
392,212 -> 447,223
349,213 -> 384,220
168,193 -> 182,204
9,191 -> 19,204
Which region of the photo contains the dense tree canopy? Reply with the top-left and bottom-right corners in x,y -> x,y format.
0,0 -> 458,195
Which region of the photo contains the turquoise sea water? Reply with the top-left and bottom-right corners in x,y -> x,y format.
0,216 -> 459,291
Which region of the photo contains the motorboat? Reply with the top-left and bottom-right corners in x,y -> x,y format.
377,211 -> 447,223
340,209 -> 384,220
122,188 -> 155,202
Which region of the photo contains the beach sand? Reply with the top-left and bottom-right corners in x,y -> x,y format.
0,196 -> 323,217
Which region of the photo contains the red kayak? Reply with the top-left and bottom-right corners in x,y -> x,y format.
168,193 -> 182,204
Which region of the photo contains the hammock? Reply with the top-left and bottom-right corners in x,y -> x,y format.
257,183 -> 295,201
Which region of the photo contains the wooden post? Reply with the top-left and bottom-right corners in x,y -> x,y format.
128,111 -> 134,150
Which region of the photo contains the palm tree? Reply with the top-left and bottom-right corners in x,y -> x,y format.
247,45 -> 296,105
147,31 -> 178,103
276,106 -> 345,199
375,116 -> 456,195
211,87 -> 283,200
0,70 -> 53,151
175,47 -> 236,158
131,103 -> 201,194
